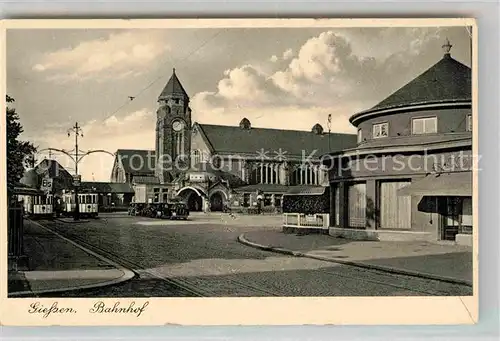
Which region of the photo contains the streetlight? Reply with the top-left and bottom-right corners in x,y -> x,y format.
67,122 -> 84,221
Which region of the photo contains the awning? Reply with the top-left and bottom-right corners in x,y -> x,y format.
12,185 -> 43,196
233,184 -> 290,193
397,172 -> 472,197
285,185 -> 328,196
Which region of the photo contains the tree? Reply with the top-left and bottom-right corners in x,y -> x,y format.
6,95 -> 37,195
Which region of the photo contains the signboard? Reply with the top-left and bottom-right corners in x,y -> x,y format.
40,178 -> 53,194
305,214 -> 316,222
72,175 -> 81,187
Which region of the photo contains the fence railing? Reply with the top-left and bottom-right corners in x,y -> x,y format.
283,213 -> 330,229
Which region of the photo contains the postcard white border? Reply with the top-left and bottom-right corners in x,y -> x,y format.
0,18 -> 478,326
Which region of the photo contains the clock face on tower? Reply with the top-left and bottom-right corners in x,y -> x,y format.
172,120 -> 185,132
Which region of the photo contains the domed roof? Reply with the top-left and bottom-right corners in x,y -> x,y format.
351,42 -> 471,124
239,117 -> 251,129
311,123 -> 324,135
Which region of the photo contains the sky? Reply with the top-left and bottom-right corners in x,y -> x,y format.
6,26 -> 472,182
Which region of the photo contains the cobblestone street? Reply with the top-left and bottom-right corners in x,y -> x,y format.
29,213 -> 472,297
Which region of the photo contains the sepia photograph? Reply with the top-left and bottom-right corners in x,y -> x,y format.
2,19 -> 477,325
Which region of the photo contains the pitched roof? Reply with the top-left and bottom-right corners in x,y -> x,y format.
34,159 -> 73,179
197,124 -> 357,157
158,69 -> 189,100
80,182 -> 134,193
116,149 -> 155,174
356,53 -> 471,118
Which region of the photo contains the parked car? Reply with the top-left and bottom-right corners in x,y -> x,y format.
166,202 -> 189,220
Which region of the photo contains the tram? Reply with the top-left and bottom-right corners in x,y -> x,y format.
20,193 -> 55,219
61,192 -> 99,218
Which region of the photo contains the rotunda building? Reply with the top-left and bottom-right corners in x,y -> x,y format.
324,40 -> 473,245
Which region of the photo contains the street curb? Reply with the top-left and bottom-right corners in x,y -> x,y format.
9,220 -> 136,297
55,218 -> 91,224
237,233 -> 473,288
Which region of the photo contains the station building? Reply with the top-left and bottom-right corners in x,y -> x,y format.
323,40 -> 473,245
110,69 -> 357,212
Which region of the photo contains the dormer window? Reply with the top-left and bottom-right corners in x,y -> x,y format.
372,122 -> 388,139
412,117 -> 437,135
466,114 -> 472,132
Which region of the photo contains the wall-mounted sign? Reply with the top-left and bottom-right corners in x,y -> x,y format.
72,175 -> 81,187
306,215 -> 316,222
40,178 -> 53,193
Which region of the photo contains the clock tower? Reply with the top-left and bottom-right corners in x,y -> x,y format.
155,68 -> 192,183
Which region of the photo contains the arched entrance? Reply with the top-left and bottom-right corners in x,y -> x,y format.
210,192 -> 224,212
177,187 -> 205,212
187,191 -> 202,212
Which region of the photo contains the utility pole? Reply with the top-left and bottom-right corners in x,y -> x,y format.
327,114 -> 332,151
67,122 -> 83,221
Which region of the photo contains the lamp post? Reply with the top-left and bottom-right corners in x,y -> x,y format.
33,139 -> 115,222
67,122 -> 84,221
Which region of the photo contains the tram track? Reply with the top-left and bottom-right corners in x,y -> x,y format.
41,220 -> 284,297
311,266 -> 471,296
40,219 -> 471,297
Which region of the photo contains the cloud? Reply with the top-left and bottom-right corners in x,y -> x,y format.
269,55 -> 278,63
195,65 -> 288,109
33,64 -> 46,71
31,108 -> 155,181
282,48 -> 294,60
32,30 -> 169,82
191,28 -> 447,132
25,27 -> 453,181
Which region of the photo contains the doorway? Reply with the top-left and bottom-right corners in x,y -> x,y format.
186,191 -> 202,211
439,197 -> 461,241
379,180 -> 412,230
210,192 -> 224,212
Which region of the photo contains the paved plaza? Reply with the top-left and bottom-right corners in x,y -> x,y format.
9,212 -> 472,297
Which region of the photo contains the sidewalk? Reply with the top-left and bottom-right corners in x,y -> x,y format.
239,229 -> 473,285
8,220 -> 134,297
189,212 -> 283,227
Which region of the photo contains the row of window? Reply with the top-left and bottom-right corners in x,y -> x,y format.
358,114 -> 473,142
32,196 -> 53,205
248,164 -> 323,186
63,194 -> 97,205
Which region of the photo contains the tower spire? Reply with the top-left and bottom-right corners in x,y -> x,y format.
158,67 -> 189,101
442,38 -> 452,56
